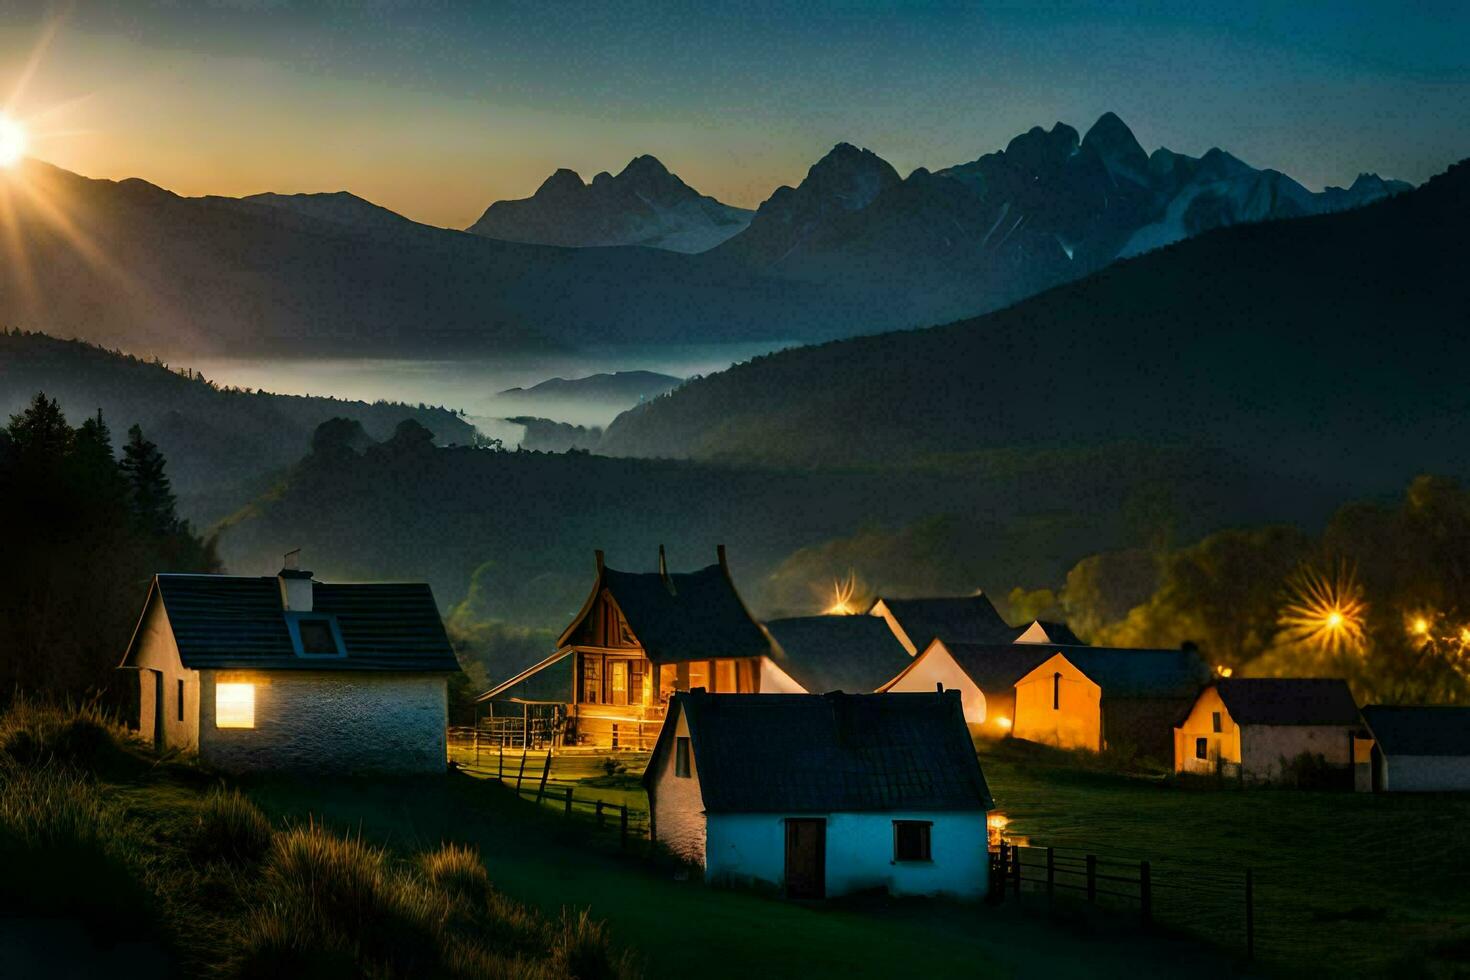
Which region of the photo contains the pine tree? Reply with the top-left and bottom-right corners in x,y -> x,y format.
6,392 -> 73,463
121,423 -> 177,535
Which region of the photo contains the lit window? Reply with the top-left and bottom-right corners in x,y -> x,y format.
610,660 -> 629,706
687,661 -> 710,692
715,659 -> 737,693
675,736 -> 691,778
894,821 -> 932,862
216,683 -> 255,729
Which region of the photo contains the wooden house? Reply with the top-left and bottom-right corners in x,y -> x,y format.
1360,705 -> 1470,792
479,547 -> 787,747
117,558 -> 458,773
644,690 -> 994,899
1174,679 -> 1364,784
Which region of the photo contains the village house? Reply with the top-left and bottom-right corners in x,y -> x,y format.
762,615 -> 913,694
479,547 -> 791,748
880,641 -> 1210,760
1360,705 -> 1470,792
866,594 -> 1016,655
118,556 -> 458,772
1012,619 -> 1085,645
644,689 -> 994,899
1174,678 -> 1365,784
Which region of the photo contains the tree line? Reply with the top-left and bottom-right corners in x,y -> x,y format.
0,392 -> 218,699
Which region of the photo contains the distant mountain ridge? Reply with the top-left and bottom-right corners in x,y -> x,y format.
599,158 -> 1467,498
497,371 -> 683,403
468,155 -> 752,252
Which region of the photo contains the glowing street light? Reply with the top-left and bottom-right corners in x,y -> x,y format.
1278,563 -> 1367,654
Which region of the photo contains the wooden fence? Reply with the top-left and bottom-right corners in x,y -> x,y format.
992,841 -> 1257,960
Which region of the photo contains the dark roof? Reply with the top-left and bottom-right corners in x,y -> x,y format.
594,563 -> 772,665
1216,678 -> 1361,726
1361,705 -> 1470,756
1015,620 -> 1085,645
872,595 -> 1014,648
763,615 -> 912,693
1061,647 -> 1211,700
124,574 -> 459,672
478,650 -> 574,702
647,691 -> 992,813
935,643 -> 1056,693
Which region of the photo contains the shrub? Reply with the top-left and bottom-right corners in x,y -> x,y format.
420,843 -> 491,905
193,786 -> 273,865
0,697 -> 132,776
550,909 -> 637,980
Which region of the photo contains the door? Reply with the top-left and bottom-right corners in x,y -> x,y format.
150,670 -> 166,752
784,818 -> 826,899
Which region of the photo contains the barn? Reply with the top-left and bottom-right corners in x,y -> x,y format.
117,558 -> 457,773
1361,705 -> 1470,792
644,690 -> 994,899
1174,679 -> 1364,784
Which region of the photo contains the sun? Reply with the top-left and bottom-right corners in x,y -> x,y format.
0,115 -> 27,168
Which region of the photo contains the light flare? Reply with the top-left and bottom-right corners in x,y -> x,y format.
822,570 -> 862,615
1278,563 -> 1367,655
0,116 -> 26,168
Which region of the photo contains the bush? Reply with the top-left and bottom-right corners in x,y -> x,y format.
0,697 -> 132,776
193,786 -> 273,865
420,843 -> 491,905
551,909 -> 637,980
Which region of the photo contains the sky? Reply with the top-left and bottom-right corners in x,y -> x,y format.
1,1 -> 1467,228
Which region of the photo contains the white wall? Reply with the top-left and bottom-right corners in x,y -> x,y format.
758,656 -> 808,694
705,811 -> 989,900
884,646 -> 987,724
648,709 -> 707,863
129,595 -> 199,752
1240,724 -> 1354,782
1382,754 -> 1470,792
197,670 -> 447,773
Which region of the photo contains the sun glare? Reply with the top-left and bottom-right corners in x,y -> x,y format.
0,116 -> 27,168
1278,563 -> 1367,655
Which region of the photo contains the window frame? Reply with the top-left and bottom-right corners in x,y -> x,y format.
285,612 -> 347,658
176,678 -> 184,722
892,820 -> 933,863
1211,711 -> 1223,733
1195,736 -> 1209,760
674,736 -> 691,778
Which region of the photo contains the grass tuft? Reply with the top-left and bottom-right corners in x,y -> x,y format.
193,786 -> 274,865
0,696 -> 134,777
421,842 -> 492,905
551,908 -> 638,980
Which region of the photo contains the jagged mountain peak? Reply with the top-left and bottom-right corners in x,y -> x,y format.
1082,112 -> 1149,177
535,168 -> 586,197
619,154 -> 672,179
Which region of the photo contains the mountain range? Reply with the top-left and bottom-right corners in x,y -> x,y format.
598,157 -> 1469,497
467,155 -> 752,252
0,113 -> 1410,358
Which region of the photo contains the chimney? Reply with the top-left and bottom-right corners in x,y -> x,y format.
278,548 -> 314,612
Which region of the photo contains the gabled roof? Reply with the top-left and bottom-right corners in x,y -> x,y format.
122,574 -> 459,672
927,642 -> 1056,693
1215,678 -> 1361,726
646,690 -> 992,813
1013,619 -> 1085,646
763,615 -> 912,693
477,650 -> 573,703
1362,705 -> 1470,756
560,551 -> 772,665
1060,647 -> 1211,700
870,594 -> 1014,650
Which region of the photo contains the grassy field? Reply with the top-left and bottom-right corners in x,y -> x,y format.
452,739 -> 1470,977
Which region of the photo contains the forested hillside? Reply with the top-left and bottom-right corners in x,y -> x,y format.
0,331 -> 476,521
601,159 -> 1470,500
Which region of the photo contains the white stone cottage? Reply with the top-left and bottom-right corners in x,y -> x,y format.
118,562 -> 458,772
643,689 -> 994,900
1361,705 -> 1470,792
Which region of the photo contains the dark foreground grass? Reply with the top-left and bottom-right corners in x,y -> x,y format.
977,739 -> 1470,976
0,702 -> 634,979
246,770 -> 1242,980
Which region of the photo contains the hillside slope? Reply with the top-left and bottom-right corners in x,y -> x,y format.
0,331 -> 476,522
600,159 -> 1469,493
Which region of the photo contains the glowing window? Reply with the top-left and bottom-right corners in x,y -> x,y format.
216,683 -> 255,729
609,660 -> 629,706
687,661 -> 710,692
715,659 -> 737,693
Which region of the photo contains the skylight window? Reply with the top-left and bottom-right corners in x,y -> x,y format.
286,613 -> 345,657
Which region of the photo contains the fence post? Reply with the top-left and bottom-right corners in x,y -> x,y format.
1245,868 -> 1255,960
564,787 -> 573,816
1140,860 -> 1151,926
595,800 -> 605,829
535,750 -> 552,804
515,746 -> 528,793
1086,854 -> 1097,904
1046,847 -> 1055,904
620,805 -> 629,848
